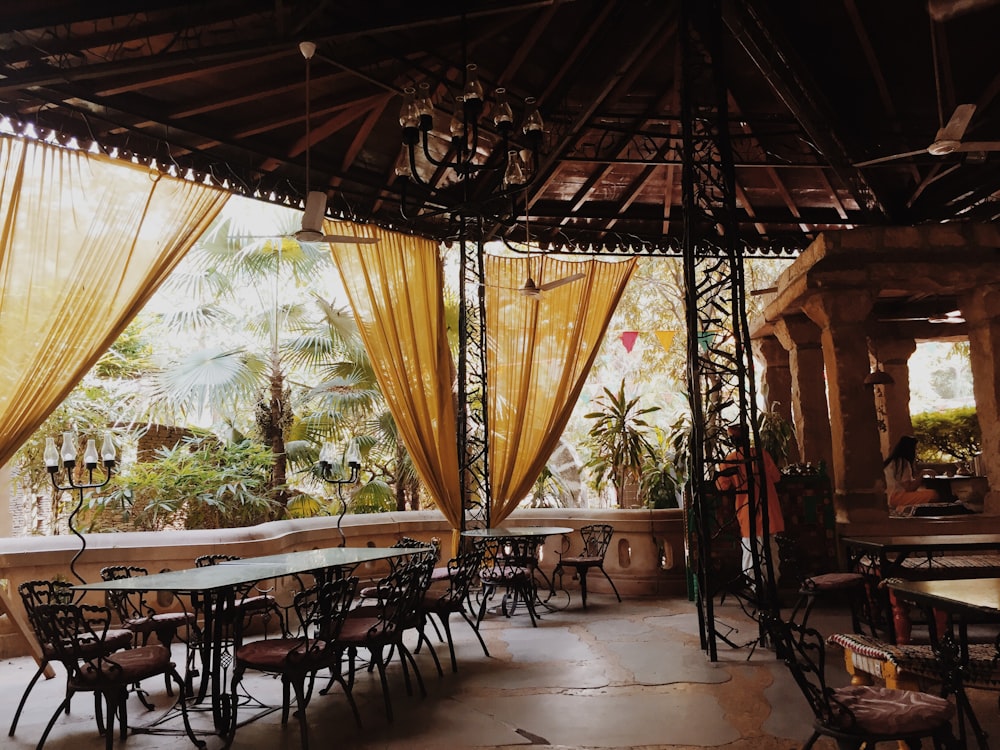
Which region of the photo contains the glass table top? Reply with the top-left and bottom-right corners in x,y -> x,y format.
74,546 -> 426,593
460,526 -> 573,538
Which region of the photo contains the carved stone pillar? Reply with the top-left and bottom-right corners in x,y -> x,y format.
772,314 -> 832,470
802,291 -> 886,521
753,335 -> 800,464
871,336 -> 917,458
960,286 -> 1000,514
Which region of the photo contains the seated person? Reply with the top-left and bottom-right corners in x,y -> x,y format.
883,435 -> 941,509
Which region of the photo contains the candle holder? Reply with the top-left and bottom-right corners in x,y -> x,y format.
317,439 -> 362,547
44,431 -> 116,584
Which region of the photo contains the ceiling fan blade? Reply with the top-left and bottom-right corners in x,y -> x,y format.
954,141 -> 1000,152
937,103 -> 977,141
537,272 -> 585,292
853,148 -> 929,167
318,234 -> 380,245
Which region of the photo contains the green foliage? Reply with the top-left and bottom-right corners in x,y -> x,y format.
583,379 -> 660,502
640,428 -> 681,509
757,402 -> 794,466
96,435 -> 278,531
911,407 -> 981,462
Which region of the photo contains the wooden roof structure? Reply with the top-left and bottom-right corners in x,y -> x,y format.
2,0 -> 1000,255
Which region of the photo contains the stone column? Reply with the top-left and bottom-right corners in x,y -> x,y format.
960,286 -> 1000,514
753,335 -> 800,464
802,291 -> 886,521
772,314 -> 833,470
871,336 -> 917,458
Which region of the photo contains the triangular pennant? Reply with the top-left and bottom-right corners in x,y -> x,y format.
697,330 -> 717,352
621,331 -> 638,353
655,330 -> 676,352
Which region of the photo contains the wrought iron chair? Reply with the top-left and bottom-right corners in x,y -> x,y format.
33,601 -> 204,750
418,545 -> 490,672
194,553 -> 284,634
9,579 -> 133,738
553,523 -> 622,608
357,537 -> 437,599
228,577 -> 359,750
99,565 -> 199,694
763,613 -> 958,749
333,558 -> 433,722
476,536 -> 542,626
774,532 -> 869,634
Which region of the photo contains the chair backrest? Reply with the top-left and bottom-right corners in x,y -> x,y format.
195,554 -> 241,567
370,557 -> 435,637
18,579 -> 76,641
440,546 -> 486,604
479,536 -> 538,578
100,565 -> 156,620
579,524 -> 614,559
382,537 -> 436,574
257,576 -> 357,656
762,613 -> 858,732
33,602 -> 119,679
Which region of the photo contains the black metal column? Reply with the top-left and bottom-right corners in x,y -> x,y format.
680,0 -> 775,661
457,211 -> 492,531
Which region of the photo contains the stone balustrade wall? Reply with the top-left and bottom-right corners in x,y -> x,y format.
0,507 -> 685,658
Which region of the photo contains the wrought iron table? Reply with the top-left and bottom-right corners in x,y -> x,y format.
887,577 -> 1000,749
461,526 -> 572,622
75,546 -> 425,736
842,534 -> 1000,643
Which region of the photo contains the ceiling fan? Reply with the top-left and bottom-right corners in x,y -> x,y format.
517,271 -> 585,298
880,309 -> 966,324
290,42 -> 377,246
854,104 -> 1000,167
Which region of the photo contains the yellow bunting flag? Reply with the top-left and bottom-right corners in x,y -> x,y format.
654,331 -> 676,352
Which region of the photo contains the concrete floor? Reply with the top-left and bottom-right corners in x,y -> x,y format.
2,593 -> 998,749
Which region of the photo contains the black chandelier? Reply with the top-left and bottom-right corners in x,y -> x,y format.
395,64 -> 544,214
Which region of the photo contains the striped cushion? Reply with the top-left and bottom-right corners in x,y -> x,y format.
829,632 -> 1000,687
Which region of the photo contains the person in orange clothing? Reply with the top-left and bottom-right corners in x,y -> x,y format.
715,423 -> 785,583
883,435 -> 941,509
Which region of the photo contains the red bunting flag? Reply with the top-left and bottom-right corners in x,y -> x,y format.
621,331 -> 638,353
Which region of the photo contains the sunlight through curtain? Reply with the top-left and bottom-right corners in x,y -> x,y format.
0,136 -> 228,468
485,254 -> 636,524
327,226 -> 463,542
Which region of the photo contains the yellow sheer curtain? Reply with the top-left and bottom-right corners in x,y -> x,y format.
326,225 -> 463,541
0,136 -> 228,467
485,254 -> 636,524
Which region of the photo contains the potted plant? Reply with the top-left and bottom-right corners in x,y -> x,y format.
583,379 -> 659,508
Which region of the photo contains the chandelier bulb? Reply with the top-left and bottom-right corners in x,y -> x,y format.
399,87 -> 420,129
463,63 -> 484,102
522,97 -> 544,134
450,96 -> 467,139
493,87 -> 514,131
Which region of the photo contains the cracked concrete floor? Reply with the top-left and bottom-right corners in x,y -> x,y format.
3,594 -> 998,749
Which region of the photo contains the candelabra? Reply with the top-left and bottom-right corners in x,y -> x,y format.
44,431 -> 116,584
317,439 -> 362,547
395,64 -> 544,217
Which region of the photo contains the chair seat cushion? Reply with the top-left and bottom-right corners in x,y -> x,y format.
431,566 -> 451,581
75,645 -> 172,687
804,572 -> 865,591
338,614 -> 384,644
43,628 -> 133,659
124,611 -> 195,633
480,568 -> 531,584
559,555 -> 603,566
830,684 -> 954,734
236,637 -> 328,669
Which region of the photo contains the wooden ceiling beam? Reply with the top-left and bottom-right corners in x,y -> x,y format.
722,0 -> 893,221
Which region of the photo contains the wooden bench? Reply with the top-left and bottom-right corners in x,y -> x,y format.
829,632 -> 1000,692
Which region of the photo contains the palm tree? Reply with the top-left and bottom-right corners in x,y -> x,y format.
145,205 -> 356,507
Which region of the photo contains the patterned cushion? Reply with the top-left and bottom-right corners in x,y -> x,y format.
236,637 -> 326,670
830,685 -> 954,734
76,645 -> 172,686
338,614 -> 382,643
43,628 -> 133,660
828,632 -> 1000,687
